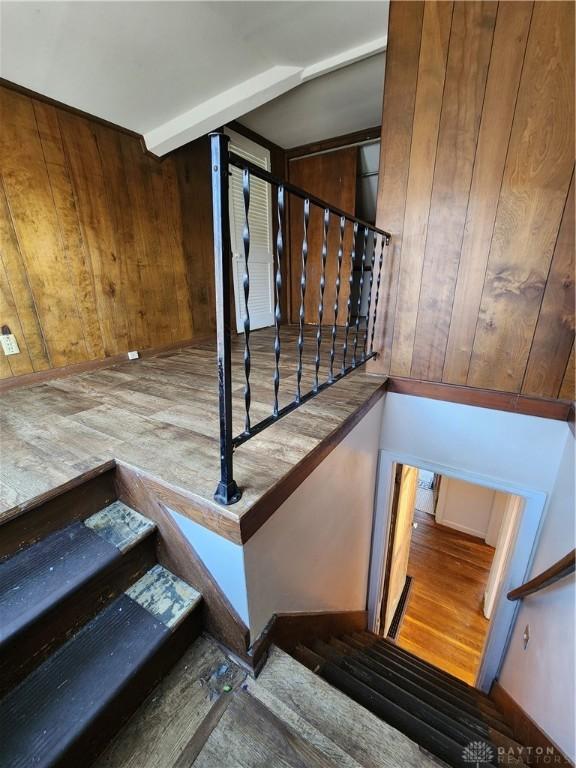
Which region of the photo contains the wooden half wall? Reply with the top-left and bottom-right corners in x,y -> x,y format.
371,1 -> 575,401
0,83 -> 216,380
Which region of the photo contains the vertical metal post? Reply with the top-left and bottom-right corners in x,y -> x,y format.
210,133 -> 241,505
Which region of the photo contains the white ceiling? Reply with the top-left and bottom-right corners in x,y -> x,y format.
240,53 -> 385,149
1,1 -> 389,155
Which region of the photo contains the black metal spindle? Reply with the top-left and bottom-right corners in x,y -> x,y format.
217,147 -> 392,470
370,234 -> 389,354
362,229 -> 377,358
329,215 -> 345,382
342,221 -> 358,373
273,185 -> 284,417
314,207 -> 330,392
210,133 -> 241,505
352,226 -> 368,366
241,168 -> 251,434
296,198 -> 310,403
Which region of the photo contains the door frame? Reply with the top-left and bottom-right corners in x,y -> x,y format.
367,449 -> 547,692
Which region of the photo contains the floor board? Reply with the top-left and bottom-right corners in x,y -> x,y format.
1,326 -> 385,542
397,509 -> 495,686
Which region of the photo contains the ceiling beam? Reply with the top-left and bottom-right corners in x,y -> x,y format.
144,35 -> 387,156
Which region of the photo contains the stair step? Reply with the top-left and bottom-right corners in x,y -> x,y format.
317,655 -> 473,768
363,632 -> 482,695
0,502 -> 156,693
0,565 -> 202,768
250,645 -> 443,767
353,633 -> 505,720
342,636 -> 511,735
325,639 -> 521,754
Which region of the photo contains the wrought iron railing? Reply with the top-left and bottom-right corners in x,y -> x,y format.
210,133 -> 390,504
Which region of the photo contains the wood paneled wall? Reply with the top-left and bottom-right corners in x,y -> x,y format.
0,84 -> 215,380
371,1 -> 575,401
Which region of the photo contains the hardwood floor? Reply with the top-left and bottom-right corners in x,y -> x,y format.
396,509 -> 495,686
0,325 -> 385,543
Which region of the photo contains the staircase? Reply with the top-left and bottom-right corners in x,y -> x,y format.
0,500 -> 203,768
293,631 -> 526,767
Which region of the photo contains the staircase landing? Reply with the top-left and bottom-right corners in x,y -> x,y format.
0,327 -> 386,544
94,640 -> 440,768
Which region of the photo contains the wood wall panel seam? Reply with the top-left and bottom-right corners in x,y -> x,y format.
389,0 -> 454,378
410,1 -> 498,382
442,1 -> 535,386
370,0 -> 425,375
521,170 -> 575,398
373,0 -> 574,402
0,82 -> 219,378
466,0 -> 575,392
33,101 -> 92,363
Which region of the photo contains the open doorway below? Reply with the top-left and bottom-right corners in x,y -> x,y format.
380,464 -> 522,687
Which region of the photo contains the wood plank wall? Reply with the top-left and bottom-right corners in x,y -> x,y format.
371,1 -> 575,401
0,84 -> 216,380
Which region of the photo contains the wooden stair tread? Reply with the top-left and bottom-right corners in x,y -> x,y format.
248,645 -> 440,768
290,633 -> 528,768
355,634 -> 505,719
93,635 -> 246,768
0,566 -> 202,768
0,502 -> 155,635
325,641 -> 522,754
341,636 -> 511,734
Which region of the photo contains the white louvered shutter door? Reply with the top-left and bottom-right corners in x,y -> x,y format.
226,129 -> 275,333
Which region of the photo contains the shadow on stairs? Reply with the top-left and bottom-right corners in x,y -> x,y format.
293,632 -> 530,767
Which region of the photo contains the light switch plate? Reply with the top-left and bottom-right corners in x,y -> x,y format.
0,334 -> 20,356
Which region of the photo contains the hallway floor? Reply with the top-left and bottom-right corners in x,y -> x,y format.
396,509 -> 495,686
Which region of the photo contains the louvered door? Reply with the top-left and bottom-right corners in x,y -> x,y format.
226,129 -> 275,332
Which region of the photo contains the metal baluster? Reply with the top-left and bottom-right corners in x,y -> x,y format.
329,215 -> 345,382
273,185 -> 284,417
241,168 -> 251,434
352,226 -> 368,366
314,208 -> 330,392
362,230 -> 377,358
342,221 -> 358,373
210,133 -> 241,505
370,234 -> 389,354
296,198 -> 310,403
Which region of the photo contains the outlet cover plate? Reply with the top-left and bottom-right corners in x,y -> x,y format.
1,334 -> 20,356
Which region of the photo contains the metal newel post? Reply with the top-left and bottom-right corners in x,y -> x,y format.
210,132 -> 242,505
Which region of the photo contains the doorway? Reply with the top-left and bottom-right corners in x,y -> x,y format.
369,453 -> 545,692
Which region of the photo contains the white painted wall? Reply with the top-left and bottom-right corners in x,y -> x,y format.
435,476 -> 499,539
167,398 -> 384,641
243,398 -> 384,639
379,393 -> 568,491
167,508 -> 250,626
498,431 -> 575,760
373,393 -> 574,753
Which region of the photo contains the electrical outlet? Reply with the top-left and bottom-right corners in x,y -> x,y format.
523,624 -> 530,650
127,350 -> 139,360
0,334 -> 20,356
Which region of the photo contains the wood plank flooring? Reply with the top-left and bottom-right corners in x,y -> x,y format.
396,509 -> 495,686
0,326 -> 386,543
